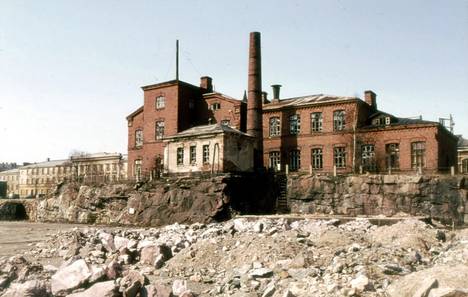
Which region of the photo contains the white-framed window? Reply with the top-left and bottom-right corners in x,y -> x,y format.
210,102 -> 220,111
334,147 -> 346,168
310,112 -> 323,132
155,121 -> 165,140
202,145 -> 210,164
289,150 -> 301,171
411,142 -> 426,169
177,147 -> 184,165
333,110 -> 346,131
135,129 -> 143,147
385,117 -> 391,125
189,146 -> 196,165
361,144 -> 376,171
311,148 -> 323,169
386,143 -> 400,170
269,151 -> 281,170
134,159 -> 142,181
269,117 -> 281,136
156,96 -> 165,109
289,114 -> 300,135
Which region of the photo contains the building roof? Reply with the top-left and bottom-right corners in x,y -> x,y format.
203,92 -> 244,105
20,159 -> 70,169
0,168 -> 19,175
263,94 -> 359,111
164,124 -> 251,141
141,79 -> 200,91
70,152 -> 123,161
126,106 -> 143,120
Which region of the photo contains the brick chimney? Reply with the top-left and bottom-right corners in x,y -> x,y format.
247,32 -> 264,169
271,84 -> 282,101
200,76 -> 213,92
364,90 -> 377,110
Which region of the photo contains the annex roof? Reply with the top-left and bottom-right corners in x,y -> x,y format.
263,94 -> 359,110
164,124 -> 251,141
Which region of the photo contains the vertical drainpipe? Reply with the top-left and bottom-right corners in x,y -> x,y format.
246,32 -> 264,169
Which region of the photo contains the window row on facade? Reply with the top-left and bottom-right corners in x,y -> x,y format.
176,144 -> 211,166
268,141 -> 426,172
268,110 -> 346,137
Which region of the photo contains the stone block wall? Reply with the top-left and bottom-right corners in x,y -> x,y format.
287,174 -> 468,225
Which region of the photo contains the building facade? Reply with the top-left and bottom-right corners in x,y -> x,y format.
163,124 -> 254,175
71,152 -> 127,183
127,77 -> 247,179
262,90 -> 458,174
0,168 -> 20,198
18,159 -> 71,197
126,32 -> 458,178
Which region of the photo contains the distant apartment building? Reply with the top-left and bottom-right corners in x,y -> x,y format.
0,152 -> 127,198
18,159 -> 71,197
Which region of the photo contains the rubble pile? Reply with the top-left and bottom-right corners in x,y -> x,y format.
0,218 -> 466,296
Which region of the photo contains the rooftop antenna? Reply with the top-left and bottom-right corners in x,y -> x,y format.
439,114 -> 455,133
176,40 -> 179,81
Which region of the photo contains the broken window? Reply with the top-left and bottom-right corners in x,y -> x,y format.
269,117 -> 281,136
310,112 -> 323,132
311,148 -> 323,170
269,151 -> 281,170
156,96 -> 165,109
289,150 -> 301,171
411,142 -> 426,169
203,145 -> 210,164
334,147 -> 346,168
177,147 -> 184,165
289,114 -> 300,135
333,110 -> 346,131
155,121 -> 165,140
190,146 -> 196,165
135,130 -> 143,147
386,143 -> 400,170
361,144 -> 376,172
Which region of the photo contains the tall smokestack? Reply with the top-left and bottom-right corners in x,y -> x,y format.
247,32 -> 264,169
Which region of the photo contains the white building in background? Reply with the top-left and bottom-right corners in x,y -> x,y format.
70,152 -> 127,183
0,152 -> 128,198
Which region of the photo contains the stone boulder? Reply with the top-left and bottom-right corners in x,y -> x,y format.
1,280 -> 48,297
386,264 -> 468,297
66,280 -> 118,297
51,259 -> 92,295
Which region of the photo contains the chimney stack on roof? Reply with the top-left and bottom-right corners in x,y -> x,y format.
271,84 -> 282,101
262,91 -> 269,104
364,90 -> 377,111
200,76 -> 213,93
246,32 -> 264,169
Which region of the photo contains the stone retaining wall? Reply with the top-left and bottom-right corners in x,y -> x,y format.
287,174 -> 468,224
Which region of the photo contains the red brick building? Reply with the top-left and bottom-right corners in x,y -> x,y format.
126,77 -> 246,179
262,89 -> 458,174
127,32 -> 458,179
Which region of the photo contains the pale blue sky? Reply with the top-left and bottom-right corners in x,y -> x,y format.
0,1 -> 467,163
